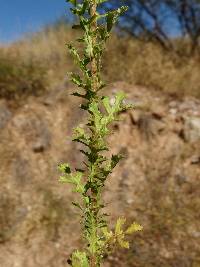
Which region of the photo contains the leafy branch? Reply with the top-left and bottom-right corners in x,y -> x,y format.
58,0 -> 142,266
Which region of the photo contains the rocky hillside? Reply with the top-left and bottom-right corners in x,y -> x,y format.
0,81 -> 200,267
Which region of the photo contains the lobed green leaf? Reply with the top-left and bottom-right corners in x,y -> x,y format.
71,251 -> 89,267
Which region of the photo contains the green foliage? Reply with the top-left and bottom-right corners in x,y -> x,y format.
102,218 -> 143,252
71,251 -> 89,267
59,0 -> 142,266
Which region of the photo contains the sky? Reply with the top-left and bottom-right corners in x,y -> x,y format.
0,0 -> 70,43
0,0 -> 181,43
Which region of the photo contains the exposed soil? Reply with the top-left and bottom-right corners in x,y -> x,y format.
0,81 -> 200,267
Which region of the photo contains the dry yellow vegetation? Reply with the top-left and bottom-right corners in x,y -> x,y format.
0,23 -> 199,100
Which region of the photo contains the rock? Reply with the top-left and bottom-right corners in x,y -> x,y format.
138,113 -> 165,140
190,155 -> 200,164
152,106 -> 166,119
32,140 -> 47,153
126,198 -> 134,204
0,101 -> 12,129
169,101 -> 178,109
179,100 -> 197,112
129,110 -> 141,125
183,117 -> 200,143
13,114 -> 51,152
169,108 -> 177,115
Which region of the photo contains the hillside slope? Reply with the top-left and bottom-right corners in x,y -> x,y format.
0,24 -> 200,100
0,80 -> 200,267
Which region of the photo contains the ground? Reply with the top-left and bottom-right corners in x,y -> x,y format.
0,81 -> 200,267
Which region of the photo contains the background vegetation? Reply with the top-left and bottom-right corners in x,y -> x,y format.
0,2 -> 200,266
0,19 -> 199,101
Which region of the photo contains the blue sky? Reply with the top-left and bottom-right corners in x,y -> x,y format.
0,0 -> 180,43
0,0 -> 70,43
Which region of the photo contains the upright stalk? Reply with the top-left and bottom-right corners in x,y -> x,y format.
58,1 -> 142,266
90,1 -> 98,266
90,0 -> 98,91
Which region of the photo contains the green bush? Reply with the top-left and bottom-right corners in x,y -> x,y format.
0,53 -> 47,100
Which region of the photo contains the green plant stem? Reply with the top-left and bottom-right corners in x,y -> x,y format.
58,1 -> 143,266
90,0 -> 98,92
89,1 -> 98,266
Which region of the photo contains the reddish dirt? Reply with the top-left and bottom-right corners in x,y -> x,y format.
0,81 -> 200,267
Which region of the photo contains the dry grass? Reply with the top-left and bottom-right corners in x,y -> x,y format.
0,23 -> 200,99
103,35 -> 200,98
0,24 -> 74,99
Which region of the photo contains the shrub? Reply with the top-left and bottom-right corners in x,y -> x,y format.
58,1 -> 142,266
0,52 -> 47,100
